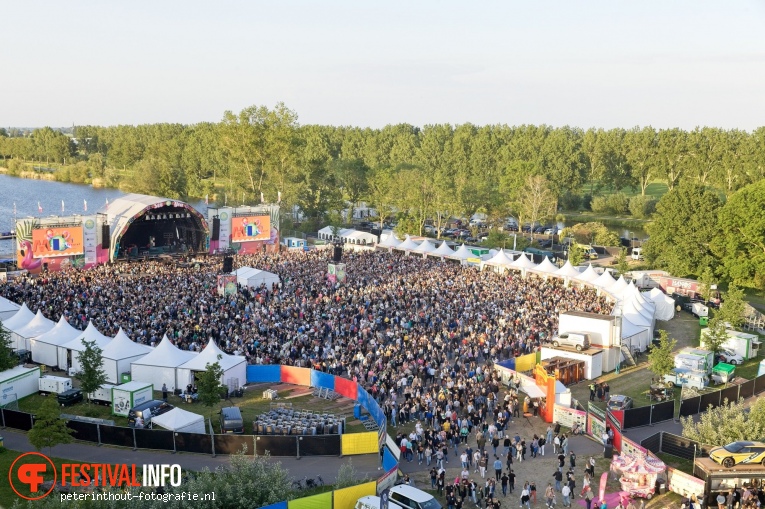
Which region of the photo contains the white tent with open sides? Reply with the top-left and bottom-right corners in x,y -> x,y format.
151,407 -> 206,434
58,322 -> 112,374
233,266 -> 280,290
450,244 -> 473,261
101,328 -> 152,384
430,241 -> 456,259
396,236 -> 421,252
131,335 -> 198,392
2,303 -> 35,349
9,310 -> 55,351
30,316 -> 81,368
176,340 -> 247,391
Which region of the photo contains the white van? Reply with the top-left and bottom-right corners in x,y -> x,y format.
552,332 -> 591,351
631,247 -> 643,261
371,485 -> 442,509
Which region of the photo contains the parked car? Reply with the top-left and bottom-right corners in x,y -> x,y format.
128,400 -> 174,428
606,394 -> 634,411
505,224 -> 519,232
544,227 -> 558,235
710,441 -> 765,468
533,226 -> 546,234
718,349 -> 744,365
551,332 -> 590,351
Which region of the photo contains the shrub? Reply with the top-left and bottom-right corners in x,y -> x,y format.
606,193 -> 629,215
558,193 -> 582,211
629,195 -> 657,219
590,196 -> 609,214
581,194 -> 593,211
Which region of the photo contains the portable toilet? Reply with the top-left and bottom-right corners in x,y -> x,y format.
282,237 -> 307,249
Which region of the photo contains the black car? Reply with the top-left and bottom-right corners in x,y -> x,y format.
533,226 -> 546,234
57,389 -> 83,407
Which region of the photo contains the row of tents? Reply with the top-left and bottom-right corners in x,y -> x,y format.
0,301 -> 246,392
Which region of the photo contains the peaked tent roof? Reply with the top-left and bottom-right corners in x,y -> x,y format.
629,283 -> 655,310
63,322 -> 112,351
233,266 -> 280,288
378,234 -> 401,248
412,239 -> 436,254
101,328 -> 152,360
151,407 -> 205,433
13,310 -> 55,338
178,340 -> 246,371
450,244 -> 473,260
0,296 -> 20,320
132,335 -> 197,367
431,241 -> 456,257
2,303 -> 35,331
576,264 -> 600,283
555,261 -> 582,278
531,256 -> 559,274
396,236 -> 421,251
622,299 -> 652,327
34,316 -> 82,346
510,253 -> 536,269
622,314 -> 649,338
485,249 -> 515,267
592,270 -> 617,288
609,276 -> 629,296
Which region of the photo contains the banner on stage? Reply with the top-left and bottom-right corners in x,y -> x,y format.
32,226 -> 84,258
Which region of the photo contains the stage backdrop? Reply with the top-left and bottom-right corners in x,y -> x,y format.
232,215 -> 271,242
16,216 -> 102,273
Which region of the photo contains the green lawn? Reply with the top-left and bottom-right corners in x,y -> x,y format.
16,386 -> 363,436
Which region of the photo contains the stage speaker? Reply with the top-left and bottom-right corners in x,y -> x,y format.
222,256 -> 233,273
332,245 -> 342,263
101,224 -> 111,249
211,217 -> 220,241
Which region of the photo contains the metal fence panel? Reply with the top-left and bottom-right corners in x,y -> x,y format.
720,386 -> 740,405
640,432 -> 662,454
699,391 -> 721,411
66,420 -> 99,443
623,406 -> 651,429
650,400 -> 675,424
679,396 -> 701,417
135,428 -> 175,451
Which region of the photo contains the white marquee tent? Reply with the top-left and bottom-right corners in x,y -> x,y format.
450,244 -> 473,260
101,328 -> 152,384
233,266 -> 280,289
509,253 -> 536,271
483,249 -> 515,270
592,270 -> 617,289
576,264 -> 600,283
412,239 -> 436,256
530,256 -> 559,275
377,234 -> 401,249
555,261 -> 582,279
58,322 -> 112,374
177,340 -> 247,390
130,335 -> 198,392
30,316 -> 82,368
607,276 -> 629,300
151,407 -> 206,434
396,236 -> 421,252
620,314 -> 652,352
430,241 -> 456,258
9,310 -> 55,351
0,296 -> 20,322
1,303 -> 35,349
644,288 -> 676,321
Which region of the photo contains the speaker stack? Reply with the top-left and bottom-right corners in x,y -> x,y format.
332,245 -> 343,263
222,256 -> 233,273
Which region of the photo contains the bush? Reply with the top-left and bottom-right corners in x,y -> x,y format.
581,194 -> 593,211
558,193 -> 582,211
606,193 -> 629,215
590,196 -> 609,214
629,195 -> 657,219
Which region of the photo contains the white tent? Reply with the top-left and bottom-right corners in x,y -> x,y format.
555,261 -> 582,278
629,283 -> 656,311
450,244 -> 473,260
2,303 -> 35,339
592,270 -> 617,289
100,329 -> 152,384
130,335 -> 198,392
177,340 -> 247,390
412,239 -> 436,255
377,234 -> 401,249
30,316 -> 82,368
621,314 -> 652,352
151,407 -> 206,434
58,322 -> 112,374
9,310 -> 55,351
233,266 -> 280,289
483,249 -> 515,269
430,241 -> 456,258
509,253 -> 536,270
621,299 -> 652,328
607,276 -> 629,298
645,288 -> 676,321
0,296 -> 20,322
576,264 -> 600,283
624,284 -> 655,322
530,256 -> 559,275
396,236 -> 421,251
339,229 -> 378,245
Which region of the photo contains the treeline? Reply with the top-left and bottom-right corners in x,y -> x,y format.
1,105 -> 763,218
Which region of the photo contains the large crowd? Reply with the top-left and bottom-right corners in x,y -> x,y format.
0,248 -> 612,398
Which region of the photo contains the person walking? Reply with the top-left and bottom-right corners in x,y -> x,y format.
507,469 -> 515,494
562,484 -> 572,507
479,454 -> 488,479
520,485 -> 531,509
553,469 -> 563,492
493,456 -> 502,481
539,434 -> 546,456
584,487 -> 595,509
545,483 -> 556,509
553,434 -> 561,454
500,471 -> 508,497
588,382 -> 596,401
569,450 -> 576,469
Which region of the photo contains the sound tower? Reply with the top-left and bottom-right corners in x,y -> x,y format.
211,217 -> 220,241
222,256 -> 234,273
332,245 -> 343,263
101,224 -> 111,249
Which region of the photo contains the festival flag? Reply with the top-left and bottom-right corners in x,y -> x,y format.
205,194 -> 209,205
38,201 -> 43,213
277,191 -> 282,203
260,192 -> 265,203
84,199 -> 87,212
62,200 -> 65,213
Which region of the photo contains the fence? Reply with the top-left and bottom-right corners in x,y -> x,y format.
640,431 -> 713,461
621,399 -> 675,429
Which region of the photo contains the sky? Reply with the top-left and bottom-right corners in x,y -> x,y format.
2,1 -> 764,130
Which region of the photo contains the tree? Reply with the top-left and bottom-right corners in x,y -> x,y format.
76,339 -> 107,404
702,318 -> 730,356
332,158 -> 369,221
0,324 -> 16,371
647,330 -> 677,379
197,357 -> 225,412
334,459 -> 372,489
716,283 -> 746,329
615,248 -> 630,275
28,396 -> 75,454
643,182 -> 721,277
682,397 -> 765,446
567,242 -> 584,266
713,179 -> 765,290
697,266 -> 717,303
515,175 -> 556,239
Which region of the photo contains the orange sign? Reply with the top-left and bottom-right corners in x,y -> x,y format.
231,215 -> 270,242
31,226 -> 84,258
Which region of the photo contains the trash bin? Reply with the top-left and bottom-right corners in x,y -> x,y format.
699,317 -> 709,326
604,444 -> 614,459
121,372 -> 131,383
353,403 -> 362,419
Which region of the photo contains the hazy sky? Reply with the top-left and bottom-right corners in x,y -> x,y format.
2,1 -> 764,130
